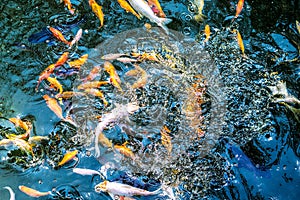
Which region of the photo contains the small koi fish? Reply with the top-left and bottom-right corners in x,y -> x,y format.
116,57 -> 137,63
104,61 -> 122,92
233,0 -> 244,20
47,77 -> 63,94
194,0 -> 206,22
68,54 -> 88,69
147,0 -> 166,18
118,0 -> 141,19
114,141 -> 135,159
9,117 -> 29,131
58,149 -> 78,166
43,94 -> 64,119
101,53 -> 127,60
235,29 -> 245,56
55,91 -> 85,99
126,64 -> 148,88
19,185 -> 51,198
54,52 -> 69,67
82,65 -> 102,82
77,81 -> 109,90
98,132 -> 113,148
204,24 -> 210,43
160,125 -> 172,154
3,186 -> 15,200
95,180 -> 161,197
89,0 -> 104,29
36,64 -> 56,91
62,0 -> 75,15
84,88 -> 108,105
73,167 -> 102,176
69,28 -> 83,48
49,27 -> 70,45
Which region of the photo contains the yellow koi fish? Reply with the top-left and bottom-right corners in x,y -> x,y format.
9,117 -> 29,131
68,54 -> 88,69
58,149 -> 78,166
114,142 -> 135,160
118,0 -> 141,19
104,61 -> 122,92
84,88 -> 108,106
89,0 -> 104,28
204,24 -> 210,43
47,77 -> 63,94
55,91 -> 86,99
19,185 -> 50,197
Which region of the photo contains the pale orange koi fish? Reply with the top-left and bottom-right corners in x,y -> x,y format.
114,141 -> 135,160
43,94 -> 64,119
19,185 -> 51,197
89,0 -> 104,28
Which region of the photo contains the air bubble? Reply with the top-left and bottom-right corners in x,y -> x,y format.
183,27 -> 192,36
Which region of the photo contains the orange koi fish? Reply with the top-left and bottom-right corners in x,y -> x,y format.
235,29 -> 245,56
204,24 -> 210,43
77,81 -> 108,90
47,77 -> 63,94
82,65 -> 102,82
55,91 -> 85,99
68,54 -> 88,69
234,0 -> 244,19
95,180 -> 161,196
160,125 -> 172,153
103,61 -> 122,92
49,27 -> 70,45
9,117 -> 29,131
117,0 -> 141,19
62,0 -> 75,15
58,149 -> 78,166
89,0 -> 104,28
36,64 -> 56,91
84,88 -> 108,106
54,52 -> 69,67
114,142 -> 135,159
148,0 -> 166,18
43,94 -> 64,120
70,28 -> 83,47
19,185 -> 51,198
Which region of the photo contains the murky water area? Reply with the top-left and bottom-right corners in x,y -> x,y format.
0,0 -> 300,199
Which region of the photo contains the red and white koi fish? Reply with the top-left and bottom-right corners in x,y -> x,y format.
94,102 -> 139,157
95,180 -> 161,197
127,0 -> 172,34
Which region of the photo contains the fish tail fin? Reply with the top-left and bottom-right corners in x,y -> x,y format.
158,18 -> 172,35
194,14 -> 206,22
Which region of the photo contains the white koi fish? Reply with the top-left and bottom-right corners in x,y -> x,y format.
95,180 -> 161,197
127,0 -> 172,34
3,186 -> 15,200
94,102 -> 139,157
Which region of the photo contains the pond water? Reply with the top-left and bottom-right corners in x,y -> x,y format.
0,0 -> 299,199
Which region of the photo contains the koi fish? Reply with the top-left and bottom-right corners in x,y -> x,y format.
68,54 -> 88,69
49,27 -> 71,45
101,53 -> 127,60
194,0 -> 206,22
116,57 -> 137,63
114,141 -> 135,159
94,102 -> 139,157
77,81 -> 109,90
126,0 -> 172,34
84,88 -> 108,106
58,149 -> 78,166
234,0 -> 244,19
36,64 -> 56,91
54,52 -> 69,67
55,91 -> 85,99
69,28 -> 82,47
131,52 -> 159,62
103,61 -> 122,92
117,0 -> 141,19
3,186 -> 15,200
89,0 -> 104,29
147,0 -> 166,18
47,77 -> 63,94
6,131 -> 30,140
235,29 -> 245,56
62,0 -> 75,15
82,65 -> 101,82
95,180 -> 161,197
125,64 -> 148,88
43,94 -> 64,119
98,132 -> 113,148
18,185 -> 51,197
296,20 -> 300,34
160,125 -> 172,154
204,24 -> 210,43
12,138 -> 34,155
73,167 -> 102,176
9,117 -> 29,131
